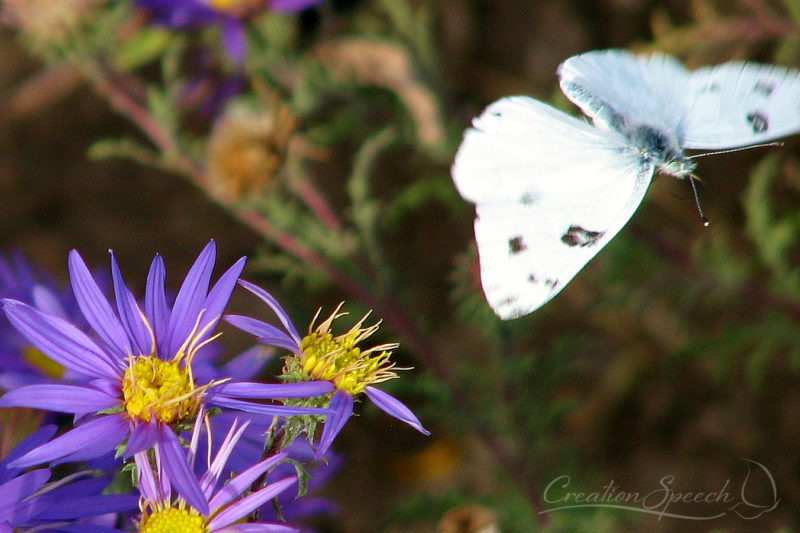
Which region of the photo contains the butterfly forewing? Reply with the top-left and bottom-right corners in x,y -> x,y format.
453,96 -> 655,319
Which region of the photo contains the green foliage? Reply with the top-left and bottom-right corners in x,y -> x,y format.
743,153 -> 800,293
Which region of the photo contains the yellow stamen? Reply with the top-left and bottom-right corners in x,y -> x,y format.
293,304 -> 403,395
121,311 -> 227,424
139,507 -> 205,533
122,356 -> 197,424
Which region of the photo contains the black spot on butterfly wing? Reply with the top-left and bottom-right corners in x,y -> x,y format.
498,295 -> 521,313
697,81 -> 721,94
753,81 -> 775,97
561,225 -> 604,247
746,111 -> 769,133
509,236 -> 527,254
528,273 -> 559,289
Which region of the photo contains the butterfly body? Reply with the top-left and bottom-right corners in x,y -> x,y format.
452,49 -> 800,319
628,124 -> 696,178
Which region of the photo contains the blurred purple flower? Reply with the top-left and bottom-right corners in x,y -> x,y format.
136,0 -> 324,63
269,0 -> 326,12
0,252 -> 86,390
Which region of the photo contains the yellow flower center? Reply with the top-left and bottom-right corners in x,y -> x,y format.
122,355 -> 198,424
297,307 -> 399,395
23,345 -> 64,379
139,507 -> 205,533
208,0 -> 257,13
120,311 -> 226,425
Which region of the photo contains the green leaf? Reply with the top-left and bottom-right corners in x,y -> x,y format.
114,28 -> 172,70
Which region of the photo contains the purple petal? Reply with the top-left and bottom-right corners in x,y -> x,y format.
237,280 -> 301,344
269,0 -> 322,12
124,422 -> 159,457
0,425 -> 57,478
207,451 -> 286,512
10,415 -> 128,468
0,384 -> 118,414
138,0 -> 219,26
135,451 -> 160,502
220,346 -> 275,381
110,251 -> 152,355
208,476 -> 297,530
145,254 -> 170,355
220,524 -> 298,533
187,404 -> 207,470
69,250 -> 131,357
316,390 -> 352,458
31,285 -> 67,318
0,372 -> 42,391
166,241 -> 216,357
220,18 -> 247,64
200,418 -> 251,498
0,469 -> 50,508
365,386 -> 430,435
0,498 -> 42,527
88,376 -> 120,397
34,493 -> 139,519
223,315 -> 301,354
157,425 -> 209,515
208,396 -> 330,417
210,381 -> 333,399
2,299 -> 119,379
198,256 -> 246,342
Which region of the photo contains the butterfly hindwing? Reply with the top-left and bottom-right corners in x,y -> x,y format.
683,62 -> 800,148
452,96 -> 655,319
559,50 -> 800,149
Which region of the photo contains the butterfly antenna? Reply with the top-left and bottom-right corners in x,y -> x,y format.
688,141 -> 783,160
688,174 -> 710,227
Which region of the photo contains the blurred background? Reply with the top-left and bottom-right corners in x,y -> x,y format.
2,0 -> 800,531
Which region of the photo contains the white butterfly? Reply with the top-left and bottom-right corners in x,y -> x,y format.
451,49 -> 800,320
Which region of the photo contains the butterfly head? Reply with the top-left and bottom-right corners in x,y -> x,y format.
657,153 -> 697,180
631,125 -> 697,179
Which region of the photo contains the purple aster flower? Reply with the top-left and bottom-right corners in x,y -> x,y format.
225,280 -> 430,458
136,0 -> 325,63
0,424 -> 138,531
0,252 -> 87,390
189,410 -> 340,528
137,0 -> 248,63
0,241 -> 332,506
134,407 -> 298,528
